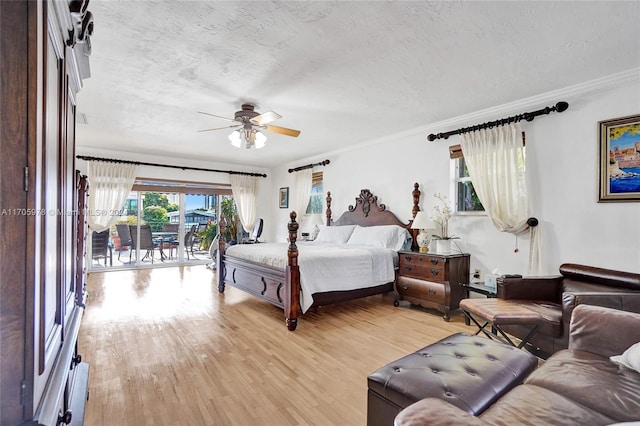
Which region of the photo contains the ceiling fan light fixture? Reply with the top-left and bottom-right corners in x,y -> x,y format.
228,130 -> 241,148
243,128 -> 253,149
255,131 -> 266,149
201,104 -> 299,149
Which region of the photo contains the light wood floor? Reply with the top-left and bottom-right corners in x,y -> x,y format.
79,266 -> 470,426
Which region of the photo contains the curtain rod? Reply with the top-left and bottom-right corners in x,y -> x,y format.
427,101 -> 569,142
75,155 -> 267,177
288,159 -> 330,173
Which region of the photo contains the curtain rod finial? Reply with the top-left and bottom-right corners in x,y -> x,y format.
427,134 -> 436,142
556,101 -> 569,113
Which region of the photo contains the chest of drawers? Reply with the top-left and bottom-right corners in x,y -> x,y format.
394,251 -> 470,321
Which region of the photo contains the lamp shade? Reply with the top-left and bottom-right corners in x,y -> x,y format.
254,131 -> 266,149
411,211 -> 432,229
229,128 -> 268,149
228,130 -> 241,148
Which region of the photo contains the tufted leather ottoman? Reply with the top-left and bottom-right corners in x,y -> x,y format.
366,332 -> 538,426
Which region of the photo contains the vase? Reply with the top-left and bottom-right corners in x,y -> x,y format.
435,239 -> 451,254
416,231 -> 431,253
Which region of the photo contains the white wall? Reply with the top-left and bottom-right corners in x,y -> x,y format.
79,75 -> 640,276
270,76 -> 640,277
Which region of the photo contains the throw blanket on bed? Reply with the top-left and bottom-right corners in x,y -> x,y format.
225,243 -> 397,313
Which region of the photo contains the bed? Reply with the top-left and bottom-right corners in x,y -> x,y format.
217,185 -> 421,331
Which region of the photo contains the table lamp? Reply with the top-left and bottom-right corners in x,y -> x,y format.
411,211 -> 432,253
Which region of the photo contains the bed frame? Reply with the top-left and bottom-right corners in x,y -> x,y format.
217,184 -> 421,331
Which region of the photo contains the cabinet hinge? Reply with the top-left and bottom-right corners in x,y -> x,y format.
24,166 -> 29,192
20,380 -> 26,406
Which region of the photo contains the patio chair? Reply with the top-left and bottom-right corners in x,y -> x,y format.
161,223 -> 179,258
192,223 -> 206,251
115,224 -> 132,261
129,224 -> 159,263
91,230 -> 112,266
185,224 -> 198,260
169,224 -> 198,260
206,233 -> 220,270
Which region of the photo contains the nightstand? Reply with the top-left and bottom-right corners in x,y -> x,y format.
394,251 -> 470,321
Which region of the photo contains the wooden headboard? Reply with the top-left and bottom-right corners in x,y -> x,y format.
325,185 -> 420,230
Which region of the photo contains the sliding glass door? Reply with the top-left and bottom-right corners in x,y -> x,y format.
88,181 -> 227,271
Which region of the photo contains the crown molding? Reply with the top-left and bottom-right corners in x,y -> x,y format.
287,68 -> 640,168
419,68 -> 640,139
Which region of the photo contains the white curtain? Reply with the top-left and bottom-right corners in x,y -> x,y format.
230,174 -> 258,234
460,123 -> 541,275
87,161 -> 137,232
292,168 -> 313,225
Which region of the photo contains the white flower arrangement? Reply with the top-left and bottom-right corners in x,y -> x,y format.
430,192 -> 455,239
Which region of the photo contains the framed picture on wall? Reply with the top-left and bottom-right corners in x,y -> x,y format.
279,187 -> 289,208
598,113 -> 640,202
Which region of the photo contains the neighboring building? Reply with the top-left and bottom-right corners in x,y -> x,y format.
168,209 -> 217,228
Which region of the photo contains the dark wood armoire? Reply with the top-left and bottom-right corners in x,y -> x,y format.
1,1 -> 93,425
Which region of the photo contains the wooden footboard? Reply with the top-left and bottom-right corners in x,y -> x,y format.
285,212 -> 300,330
218,211 -> 301,331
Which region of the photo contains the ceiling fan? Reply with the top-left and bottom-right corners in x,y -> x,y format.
198,103 -> 301,149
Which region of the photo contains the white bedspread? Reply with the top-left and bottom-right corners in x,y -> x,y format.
224,243 -> 397,313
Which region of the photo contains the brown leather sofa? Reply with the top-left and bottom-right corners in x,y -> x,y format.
494,263 -> 640,356
395,304 -> 640,425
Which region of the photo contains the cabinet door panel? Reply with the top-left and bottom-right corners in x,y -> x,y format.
63,81 -> 77,320
36,19 -> 65,400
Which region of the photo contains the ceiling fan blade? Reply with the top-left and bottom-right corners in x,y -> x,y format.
198,111 -> 237,122
197,124 -> 241,132
251,110 -> 282,125
265,124 -> 301,137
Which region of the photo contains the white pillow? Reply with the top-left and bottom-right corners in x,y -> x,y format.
346,225 -> 411,251
610,342 -> 640,373
314,225 -> 356,244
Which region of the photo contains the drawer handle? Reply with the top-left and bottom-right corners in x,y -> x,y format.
403,266 -> 412,272
431,269 -> 439,275
428,289 -> 437,295
404,256 -> 412,262
401,284 -> 408,290
430,258 -> 438,265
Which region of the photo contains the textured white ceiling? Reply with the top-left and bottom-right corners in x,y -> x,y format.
76,1 -> 640,168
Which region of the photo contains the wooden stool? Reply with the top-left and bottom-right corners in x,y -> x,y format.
460,298 -> 545,349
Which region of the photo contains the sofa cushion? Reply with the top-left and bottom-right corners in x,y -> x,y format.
524,349 -> 640,422
561,279 -> 633,293
560,263 -> 640,291
395,398 -> 488,426
479,384 -> 616,425
570,304 -> 640,357
513,300 -> 562,337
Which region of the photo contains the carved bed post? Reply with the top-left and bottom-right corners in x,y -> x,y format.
412,182 -> 421,218
410,182 -> 421,251
217,215 -> 227,293
325,191 -> 332,226
285,211 -> 300,331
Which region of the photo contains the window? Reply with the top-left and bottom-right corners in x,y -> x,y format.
454,157 -> 485,213
306,171 -> 323,214
451,134 -> 527,214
